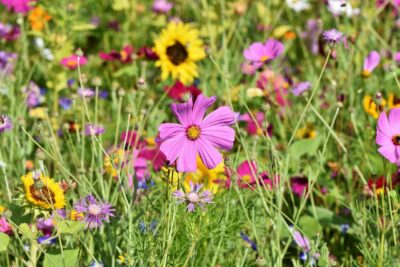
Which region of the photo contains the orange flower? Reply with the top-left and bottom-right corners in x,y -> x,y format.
28,7 -> 51,32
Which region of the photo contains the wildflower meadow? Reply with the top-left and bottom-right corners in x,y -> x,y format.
1,0 -> 400,266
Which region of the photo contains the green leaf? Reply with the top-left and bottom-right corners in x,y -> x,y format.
57,220 -> 85,235
18,223 -> 37,240
0,233 -> 10,252
289,136 -> 322,159
9,203 -> 31,225
299,216 -> 322,237
71,24 -> 96,31
43,249 -> 79,267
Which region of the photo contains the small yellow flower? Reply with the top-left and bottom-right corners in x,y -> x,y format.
104,148 -> 126,178
154,21 -> 206,85
387,93 -> 400,109
363,95 -> 386,119
21,172 -> 65,209
0,205 -> 5,214
28,7 -> 52,32
184,157 -> 227,194
296,124 -> 317,139
70,210 -> 84,221
29,107 -> 48,119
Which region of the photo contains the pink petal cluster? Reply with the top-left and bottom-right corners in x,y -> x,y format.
158,95 -> 236,172
362,50 -> 380,77
236,160 -> 277,189
376,108 -> 400,165
239,112 -> 271,136
1,0 -> 33,14
243,39 -> 284,70
60,55 -> 88,70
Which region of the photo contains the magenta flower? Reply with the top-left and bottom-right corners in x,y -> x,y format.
1,0 -> 33,13
376,108 -> 400,165
0,217 -> 12,235
158,95 -> 236,172
60,55 -> 87,70
74,195 -> 114,229
290,176 -> 308,197
152,0 -> 173,13
0,115 -> 13,134
164,81 -> 202,102
322,28 -> 344,44
237,160 -> 277,189
172,182 -> 213,212
362,51 -> 380,77
239,112 -> 268,136
243,39 -> 284,68
394,52 -> 400,63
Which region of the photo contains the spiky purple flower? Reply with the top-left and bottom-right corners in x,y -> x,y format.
322,28 -> 344,44
292,82 -> 311,96
0,115 -> 13,133
84,123 -> 105,136
172,182 -> 213,212
74,195 -> 114,229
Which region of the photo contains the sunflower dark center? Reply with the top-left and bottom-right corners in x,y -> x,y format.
29,184 -> 55,204
392,135 -> 400,146
166,42 -> 188,65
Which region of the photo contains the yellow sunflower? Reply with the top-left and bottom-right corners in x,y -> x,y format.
296,124 -> 317,139
154,21 -> 206,85
21,172 -> 65,209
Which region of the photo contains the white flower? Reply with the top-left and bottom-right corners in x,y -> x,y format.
327,0 -> 360,17
34,37 -> 45,49
286,0 -> 310,12
0,160 -> 5,168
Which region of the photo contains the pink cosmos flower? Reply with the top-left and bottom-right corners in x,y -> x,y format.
243,39 -> 284,68
362,51 -> 380,77
1,0 -> 33,13
60,55 -> 87,70
152,0 -> 173,13
158,95 -> 236,172
376,108 -> 400,165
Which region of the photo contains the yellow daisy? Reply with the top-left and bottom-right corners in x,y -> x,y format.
154,21 -> 206,85
184,157 -> 227,194
21,172 -> 65,209
363,95 -> 386,119
296,124 -> 317,139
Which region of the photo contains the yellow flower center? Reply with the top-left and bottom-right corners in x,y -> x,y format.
120,50 -> 128,61
260,55 -> 270,62
187,125 -> 201,140
66,59 -> 77,68
362,70 -> 371,78
166,41 -> 188,65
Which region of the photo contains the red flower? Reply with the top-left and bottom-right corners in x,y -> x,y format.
164,81 -> 201,102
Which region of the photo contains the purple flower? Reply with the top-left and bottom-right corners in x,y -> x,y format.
376,108 -> 400,165
240,232 -> 257,251
243,39 -> 284,68
158,95 -> 236,172
0,51 -> 17,75
172,182 -> 213,212
362,51 -> 380,77
1,0 -> 33,13
0,23 -> 20,41
74,195 -> 114,229
322,28 -> 344,44
59,97 -> 72,110
0,115 -> 13,133
291,228 -> 310,252
302,19 -> 322,55
77,88 -> 95,98
84,123 -> 105,136
152,0 -> 173,13
292,81 -> 311,96
395,52 -> 400,63
23,82 -> 42,108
